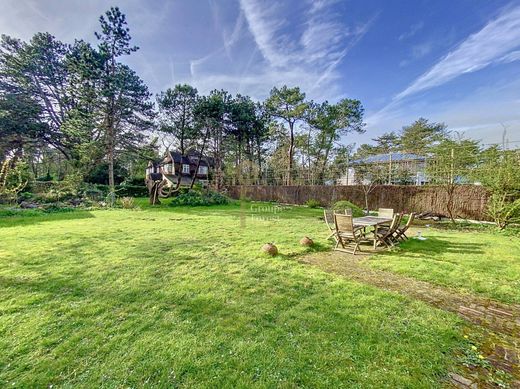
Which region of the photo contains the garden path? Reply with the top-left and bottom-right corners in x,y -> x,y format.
298,250 -> 520,388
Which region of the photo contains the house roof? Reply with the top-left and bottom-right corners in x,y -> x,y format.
168,150 -> 183,163
163,149 -> 215,167
352,153 -> 426,165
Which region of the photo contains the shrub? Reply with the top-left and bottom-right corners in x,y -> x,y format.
487,194 -> 520,230
205,191 -> 231,205
41,203 -> 75,213
305,199 -> 321,208
0,208 -> 43,217
333,200 -> 364,217
116,184 -> 148,198
119,196 -> 136,209
83,186 -> 106,201
0,159 -> 29,203
17,192 -> 34,203
473,148 -> 520,229
169,190 -> 230,207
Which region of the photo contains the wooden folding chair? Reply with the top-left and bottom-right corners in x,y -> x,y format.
373,213 -> 401,248
333,213 -> 370,255
394,212 -> 416,241
324,209 -> 337,242
324,208 -> 352,242
378,208 -> 394,218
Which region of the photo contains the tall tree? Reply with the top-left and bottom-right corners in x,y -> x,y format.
265,86 -> 309,185
156,84 -> 198,155
307,99 -> 364,182
399,118 -> 447,154
372,131 -> 400,153
0,92 -> 47,161
193,90 -> 231,190
228,94 -> 268,184
0,33 -> 83,159
95,6 -> 153,196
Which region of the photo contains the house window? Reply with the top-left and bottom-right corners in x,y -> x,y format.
182,164 -> 190,174
198,166 -> 208,175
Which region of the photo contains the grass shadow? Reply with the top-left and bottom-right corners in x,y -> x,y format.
379,236 -> 486,257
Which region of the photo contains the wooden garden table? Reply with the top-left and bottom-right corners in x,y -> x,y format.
353,216 -> 393,249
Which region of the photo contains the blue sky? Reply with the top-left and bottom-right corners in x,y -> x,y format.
1,0 -> 520,146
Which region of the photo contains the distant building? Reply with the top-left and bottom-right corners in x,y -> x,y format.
336,153 -> 428,186
145,150 -> 215,188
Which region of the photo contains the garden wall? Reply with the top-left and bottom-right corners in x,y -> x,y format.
226,185 -> 490,220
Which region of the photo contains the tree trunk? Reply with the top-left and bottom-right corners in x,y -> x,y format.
287,121 -> 295,185
446,185 -> 456,224
190,127 -> 210,190
106,114 -> 116,205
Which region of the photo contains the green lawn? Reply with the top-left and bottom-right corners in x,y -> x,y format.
367,226 -> 520,304
0,201 -> 489,387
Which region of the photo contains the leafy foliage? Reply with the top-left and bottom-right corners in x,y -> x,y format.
0,159 -> 29,202
304,199 -> 321,208
156,84 -> 199,155
169,190 -> 230,206
473,148 -> 520,229
265,86 -> 309,184
427,135 -> 481,222
118,196 -> 136,209
333,200 -> 364,216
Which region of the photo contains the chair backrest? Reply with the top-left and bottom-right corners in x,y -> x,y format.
378,208 -> 394,218
388,213 -> 401,231
394,213 -> 404,230
334,213 -> 355,234
405,212 -> 415,228
324,209 -> 335,230
333,207 -> 353,216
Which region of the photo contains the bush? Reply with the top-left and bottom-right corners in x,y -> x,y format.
305,199 -> 321,208
169,190 -> 230,207
17,192 -> 34,203
487,194 -> 520,230
41,203 -> 76,213
0,208 -> 43,217
124,177 -> 146,186
119,196 -> 136,209
333,200 -> 364,217
83,186 -> 106,201
116,184 -> 148,198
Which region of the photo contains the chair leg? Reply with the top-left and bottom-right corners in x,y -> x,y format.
376,236 -> 389,248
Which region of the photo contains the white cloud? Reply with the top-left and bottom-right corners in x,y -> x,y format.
238,0 -> 289,67
398,22 -> 424,41
363,76 -> 520,145
395,5 -> 520,101
232,0 -> 373,98
223,11 -> 245,56
498,50 -> 520,64
361,4 -> 520,146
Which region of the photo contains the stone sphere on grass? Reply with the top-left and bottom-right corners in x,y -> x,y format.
261,243 -> 278,256
300,237 -> 314,246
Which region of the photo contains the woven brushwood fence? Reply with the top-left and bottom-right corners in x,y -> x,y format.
226,185 -> 490,220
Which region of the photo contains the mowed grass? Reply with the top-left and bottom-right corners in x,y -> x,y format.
366,226 -> 520,304
0,201 -> 465,388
